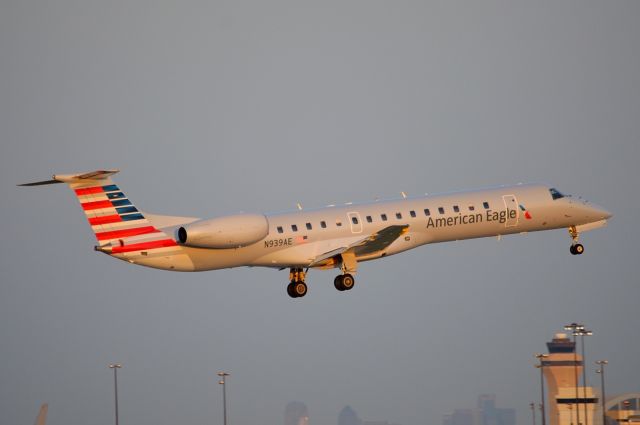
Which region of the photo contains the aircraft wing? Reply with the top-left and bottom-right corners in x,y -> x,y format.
308,225 -> 409,267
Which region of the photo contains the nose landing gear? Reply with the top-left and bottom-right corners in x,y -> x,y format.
568,226 -> 585,255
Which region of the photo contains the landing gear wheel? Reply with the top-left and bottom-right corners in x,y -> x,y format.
570,244 -> 584,255
341,274 -> 355,290
334,275 -> 345,291
287,267 -> 308,298
334,274 -> 355,291
293,282 -> 308,297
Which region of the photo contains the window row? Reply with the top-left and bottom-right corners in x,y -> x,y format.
275,201 -> 492,234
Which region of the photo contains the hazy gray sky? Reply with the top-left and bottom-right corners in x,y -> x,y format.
2,2 -> 639,425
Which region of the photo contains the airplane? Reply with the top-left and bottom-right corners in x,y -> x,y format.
20,170 -> 612,298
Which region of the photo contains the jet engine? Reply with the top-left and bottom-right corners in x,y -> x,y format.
176,213 -> 269,249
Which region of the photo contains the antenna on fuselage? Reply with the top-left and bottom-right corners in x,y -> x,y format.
296,203 -> 303,211
401,191 -> 407,199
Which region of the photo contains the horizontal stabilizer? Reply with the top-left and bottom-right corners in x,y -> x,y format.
18,179 -> 62,187
18,170 -> 119,187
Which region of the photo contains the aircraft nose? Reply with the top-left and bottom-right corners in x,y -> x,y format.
589,203 -> 612,220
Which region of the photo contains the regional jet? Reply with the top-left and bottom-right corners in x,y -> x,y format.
20,170 -> 612,298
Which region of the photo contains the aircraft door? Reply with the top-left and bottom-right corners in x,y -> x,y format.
347,212 -> 363,234
502,194 -> 519,227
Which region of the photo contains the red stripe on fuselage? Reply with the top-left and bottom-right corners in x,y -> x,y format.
95,226 -> 158,241
75,186 -> 104,196
81,200 -> 113,211
111,239 -> 178,254
88,215 -> 123,225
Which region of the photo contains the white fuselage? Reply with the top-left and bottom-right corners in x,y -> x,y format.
117,184 -> 611,272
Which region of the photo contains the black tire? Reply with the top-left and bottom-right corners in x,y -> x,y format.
287,283 -> 298,298
342,274 -> 355,290
334,275 -> 345,291
294,282 -> 308,297
574,244 -> 584,255
570,245 -> 577,255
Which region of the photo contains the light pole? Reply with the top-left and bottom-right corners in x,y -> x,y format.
596,360 -> 608,425
569,404 -> 574,425
565,323 -> 584,425
536,353 -> 549,425
576,328 -> 593,425
218,372 -> 229,425
531,402 -> 537,425
108,363 -> 122,425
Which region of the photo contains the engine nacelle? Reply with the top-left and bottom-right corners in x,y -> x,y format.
177,213 -> 269,249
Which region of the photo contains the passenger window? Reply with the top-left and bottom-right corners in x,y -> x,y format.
438,207 -> 445,214
291,224 -> 298,232
320,221 -> 327,228
381,214 -> 388,221
306,223 -> 312,230
336,221 -> 343,227
453,205 -> 460,213
410,210 -> 416,218
351,216 -> 359,225
424,208 -> 431,216
468,205 -> 475,211
483,202 -> 490,209
396,212 -> 402,219
277,226 -> 283,234
366,215 -> 373,223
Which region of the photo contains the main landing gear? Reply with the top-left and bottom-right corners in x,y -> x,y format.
285,270 -> 357,298
286,253 -> 359,298
334,274 -> 355,291
287,268 -> 308,298
568,226 -> 585,255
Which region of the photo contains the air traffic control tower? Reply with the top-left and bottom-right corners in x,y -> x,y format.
543,333 -> 597,425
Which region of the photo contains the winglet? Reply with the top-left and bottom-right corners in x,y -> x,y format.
18,170 -> 119,187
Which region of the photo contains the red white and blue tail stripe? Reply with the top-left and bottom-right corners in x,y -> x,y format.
72,183 -> 179,254
20,170 -> 181,256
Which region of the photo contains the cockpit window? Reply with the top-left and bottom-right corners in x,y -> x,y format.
549,188 -> 565,200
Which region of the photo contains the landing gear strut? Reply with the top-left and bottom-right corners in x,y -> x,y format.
287,268 -> 308,298
568,226 -> 584,255
333,252 -> 357,292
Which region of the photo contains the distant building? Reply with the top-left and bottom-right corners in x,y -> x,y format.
339,406 -> 361,425
603,393 -> 640,425
443,395 -> 515,425
338,405 -> 400,425
285,401 -> 309,425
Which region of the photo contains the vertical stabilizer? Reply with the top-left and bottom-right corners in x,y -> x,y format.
19,170 -> 179,254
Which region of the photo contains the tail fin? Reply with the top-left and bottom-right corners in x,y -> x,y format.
20,170 -> 178,254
